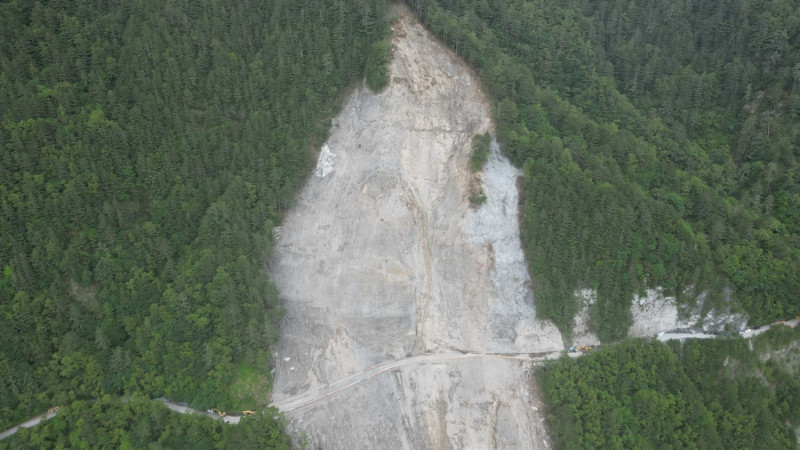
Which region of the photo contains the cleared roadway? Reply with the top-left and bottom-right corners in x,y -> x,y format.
270,351 -> 562,412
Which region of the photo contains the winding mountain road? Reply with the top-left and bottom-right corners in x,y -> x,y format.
270,319 -> 800,413
657,318 -> 799,342
2,318 -> 797,442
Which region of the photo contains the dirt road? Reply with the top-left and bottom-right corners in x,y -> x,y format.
271,351 -> 562,412
159,400 -> 241,424
658,318 -> 799,342
0,412 -> 57,441
270,319 -> 800,415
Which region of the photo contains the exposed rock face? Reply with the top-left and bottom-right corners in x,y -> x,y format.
573,288 -> 711,346
268,6 -> 561,449
627,288 -> 748,337
574,287 -> 749,343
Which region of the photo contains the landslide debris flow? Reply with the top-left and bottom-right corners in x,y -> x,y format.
268,7 -> 562,449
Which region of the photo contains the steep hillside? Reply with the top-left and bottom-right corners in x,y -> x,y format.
268,6 -> 560,448
406,0 -> 800,340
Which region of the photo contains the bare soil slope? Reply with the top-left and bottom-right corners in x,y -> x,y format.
268,7 -> 561,448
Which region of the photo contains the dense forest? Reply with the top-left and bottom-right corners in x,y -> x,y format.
3,0 -> 800,445
0,0 -> 389,434
538,328 -> 800,448
407,0 -> 800,340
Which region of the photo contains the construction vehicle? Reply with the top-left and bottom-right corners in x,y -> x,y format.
47,406 -> 60,414
568,345 -> 596,352
211,408 -> 226,417
242,410 -> 256,416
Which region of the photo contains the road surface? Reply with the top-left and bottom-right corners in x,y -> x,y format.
273,319 -> 800,412
739,318 -> 799,338
270,351 -> 562,412
657,332 -> 717,341
159,400 -> 241,424
0,412 -> 57,441
658,318 -> 799,342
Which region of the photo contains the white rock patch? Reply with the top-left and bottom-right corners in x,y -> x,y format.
315,144 -> 336,178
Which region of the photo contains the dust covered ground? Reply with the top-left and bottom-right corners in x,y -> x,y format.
268,5 -> 562,449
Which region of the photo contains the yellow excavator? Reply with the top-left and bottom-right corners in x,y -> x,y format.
211,408 -> 226,417
242,410 -> 256,416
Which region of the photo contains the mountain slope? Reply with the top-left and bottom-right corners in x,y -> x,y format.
268,6 -> 560,448
406,0 -> 800,340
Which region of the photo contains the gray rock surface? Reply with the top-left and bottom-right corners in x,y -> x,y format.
268,6 -> 561,448
627,288 -> 748,337
572,287 -> 748,342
